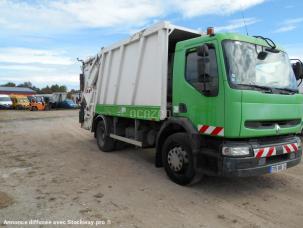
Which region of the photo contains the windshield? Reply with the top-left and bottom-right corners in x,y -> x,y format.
17,98 -> 29,103
222,40 -> 297,91
0,97 -> 11,102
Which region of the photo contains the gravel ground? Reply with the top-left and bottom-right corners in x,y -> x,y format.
0,110 -> 303,228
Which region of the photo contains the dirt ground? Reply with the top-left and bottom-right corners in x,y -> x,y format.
0,110 -> 303,228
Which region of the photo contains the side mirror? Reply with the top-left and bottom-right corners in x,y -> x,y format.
197,44 -> 211,82
197,44 -> 209,57
257,51 -> 268,60
292,61 -> 303,80
195,44 -> 218,96
197,54 -> 213,96
197,58 -> 210,83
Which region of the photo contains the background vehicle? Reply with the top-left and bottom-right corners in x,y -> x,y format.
57,99 -> 78,109
0,94 -> 13,109
49,92 -> 67,109
29,96 -> 46,111
34,94 -> 52,110
10,95 -> 30,110
79,22 -> 303,185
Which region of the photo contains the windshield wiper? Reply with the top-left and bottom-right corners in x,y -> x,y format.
237,84 -> 273,93
273,87 -> 297,94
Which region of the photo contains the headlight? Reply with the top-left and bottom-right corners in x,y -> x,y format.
222,146 -> 251,156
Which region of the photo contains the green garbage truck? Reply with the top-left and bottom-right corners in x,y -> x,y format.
79,22 -> 303,185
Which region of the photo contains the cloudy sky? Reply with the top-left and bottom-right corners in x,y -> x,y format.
0,0 -> 302,90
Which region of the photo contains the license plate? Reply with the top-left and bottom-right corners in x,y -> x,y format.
269,163 -> 287,173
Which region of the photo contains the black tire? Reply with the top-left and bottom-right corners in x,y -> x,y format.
162,133 -> 196,186
96,120 -> 115,152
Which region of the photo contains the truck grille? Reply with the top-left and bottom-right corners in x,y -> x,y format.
266,153 -> 289,164
245,119 -> 301,129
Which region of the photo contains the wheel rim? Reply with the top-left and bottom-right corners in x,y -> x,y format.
167,146 -> 189,173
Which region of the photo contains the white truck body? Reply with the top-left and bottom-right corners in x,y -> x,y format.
81,21 -> 200,130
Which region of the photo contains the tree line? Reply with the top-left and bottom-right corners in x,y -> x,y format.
0,81 -> 70,94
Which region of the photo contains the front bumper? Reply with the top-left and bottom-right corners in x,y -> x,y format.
222,151 -> 301,177
195,135 -> 302,177
0,105 -> 12,109
16,105 -> 30,110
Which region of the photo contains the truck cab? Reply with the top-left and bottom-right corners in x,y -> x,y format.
170,32 -> 302,179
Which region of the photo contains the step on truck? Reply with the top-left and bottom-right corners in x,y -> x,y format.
79,22 -> 303,185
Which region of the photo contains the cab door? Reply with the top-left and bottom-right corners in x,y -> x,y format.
172,39 -> 225,137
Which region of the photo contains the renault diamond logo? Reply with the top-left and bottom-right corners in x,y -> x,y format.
275,124 -> 281,134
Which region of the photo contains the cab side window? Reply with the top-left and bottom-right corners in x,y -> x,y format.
185,44 -> 219,96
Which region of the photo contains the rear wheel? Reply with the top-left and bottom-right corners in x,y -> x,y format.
96,120 -> 115,152
162,133 -> 196,185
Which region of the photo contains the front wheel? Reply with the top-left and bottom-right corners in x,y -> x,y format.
96,120 -> 115,152
162,133 -> 196,186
